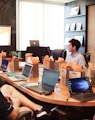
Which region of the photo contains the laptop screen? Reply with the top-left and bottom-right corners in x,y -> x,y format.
1,59 -> 9,69
22,63 -> 33,77
42,68 -> 60,87
30,40 -> 39,47
66,77 -> 92,95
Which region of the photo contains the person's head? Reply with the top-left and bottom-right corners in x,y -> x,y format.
68,39 -> 81,53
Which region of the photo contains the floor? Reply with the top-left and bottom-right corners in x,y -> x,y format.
37,106 -> 95,120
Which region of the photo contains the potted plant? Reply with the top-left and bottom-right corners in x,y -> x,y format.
9,51 -> 18,57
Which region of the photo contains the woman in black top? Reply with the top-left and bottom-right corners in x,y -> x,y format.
0,78 -> 47,120
0,91 -> 13,120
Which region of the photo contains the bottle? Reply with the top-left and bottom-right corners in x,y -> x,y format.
54,83 -> 60,93
18,51 -> 21,58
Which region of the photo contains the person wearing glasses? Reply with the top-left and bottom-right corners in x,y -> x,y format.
0,78 -> 48,120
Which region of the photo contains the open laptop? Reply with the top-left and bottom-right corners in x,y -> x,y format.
6,63 -> 33,81
27,68 -> 60,95
30,40 -> 39,47
66,77 -> 95,102
0,59 -> 9,72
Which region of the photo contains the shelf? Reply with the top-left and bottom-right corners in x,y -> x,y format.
65,14 -> 86,19
64,5 -> 86,54
65,30 -> 86,33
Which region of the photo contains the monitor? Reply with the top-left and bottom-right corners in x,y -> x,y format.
0,26 -> 11,46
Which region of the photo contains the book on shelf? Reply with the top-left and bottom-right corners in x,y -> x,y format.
65,24 -> 70,31
76,22 -> 82,31
64,37 -> 72,45
74,35 -> 83,46
70,6 -> 79,16
70,23 -> 76,31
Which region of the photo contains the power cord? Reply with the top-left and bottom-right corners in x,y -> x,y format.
66,96 -> 70,107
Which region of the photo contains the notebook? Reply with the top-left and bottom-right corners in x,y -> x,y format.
66,77 -> 95,102
0,59 -> 9,72
27,68 -> 60,95
30,40 -> 39,47
6,63 -> 33,81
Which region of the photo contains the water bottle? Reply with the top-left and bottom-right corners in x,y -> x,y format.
18,51 -> 21,58
54,83 -> 60,93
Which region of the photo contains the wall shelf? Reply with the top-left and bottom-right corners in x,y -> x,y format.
65,14 -> 86,19
64,4 -> 87,54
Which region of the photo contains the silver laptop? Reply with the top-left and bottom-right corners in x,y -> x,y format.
27,68 -> 60,95
66,77 -> 95,102
6,63 -> 33,81
30,40 -> 39,47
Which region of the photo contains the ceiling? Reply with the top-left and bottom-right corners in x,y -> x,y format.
43,0 -> 77,4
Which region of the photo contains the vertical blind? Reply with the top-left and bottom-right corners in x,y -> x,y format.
16,0 -> 64,50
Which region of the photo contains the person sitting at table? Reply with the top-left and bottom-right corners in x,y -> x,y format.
0,78 -> 48,120
65,38 -> 86,68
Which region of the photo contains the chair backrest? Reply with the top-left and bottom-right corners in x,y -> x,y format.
16,107 -> 34,120
83,52 -> 90,67
51,49 -> 67,60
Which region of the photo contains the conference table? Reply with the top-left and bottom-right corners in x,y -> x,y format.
1,69 -> 95,107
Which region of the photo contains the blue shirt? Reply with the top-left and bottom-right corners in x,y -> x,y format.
65,52 -> 86,68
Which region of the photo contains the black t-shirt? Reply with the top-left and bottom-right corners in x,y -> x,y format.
0,92 -> 13,120
0,77 -> 5,87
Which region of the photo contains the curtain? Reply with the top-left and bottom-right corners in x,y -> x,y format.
16,0 -> 64,50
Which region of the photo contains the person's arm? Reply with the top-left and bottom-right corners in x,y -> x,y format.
7,97 -> 20,120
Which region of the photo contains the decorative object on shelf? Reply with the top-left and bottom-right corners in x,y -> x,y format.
70,6 -> 79,16
64,4 -> 86,54
70,23 -> 76,31
64,37 -> 72,45
76,22 -> 82,31
65,24 -> 70,31
74,35 -> 84,46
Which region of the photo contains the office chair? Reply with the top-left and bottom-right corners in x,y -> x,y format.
83,52 -> 90,67
51,49 -> 67,60
16,107 -> 34,120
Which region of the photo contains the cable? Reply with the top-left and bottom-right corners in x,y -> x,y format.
66,96 -> 70,109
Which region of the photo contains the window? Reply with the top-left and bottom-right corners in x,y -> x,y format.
16,0 -> 64,50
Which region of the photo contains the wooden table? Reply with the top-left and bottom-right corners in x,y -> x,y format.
1,73 -> 95,107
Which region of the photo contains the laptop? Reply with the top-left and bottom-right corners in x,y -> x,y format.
0,59 -> 9,72
30,40 -> 39,47
66,77 -> 95,102
6,63 -> 33,81
27,68 -> 60,95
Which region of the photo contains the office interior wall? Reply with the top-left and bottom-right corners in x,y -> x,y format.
0,0 -> 95,57
64,0 -> 95,63
87,5 -> 95,64
0,0 -> 16,56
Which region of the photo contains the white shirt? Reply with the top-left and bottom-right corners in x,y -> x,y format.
65,52 -> 86,68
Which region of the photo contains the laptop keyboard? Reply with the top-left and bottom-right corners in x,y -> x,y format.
72,93 -> 95,102
27,84 -> 53,95
15,76 -> 26,79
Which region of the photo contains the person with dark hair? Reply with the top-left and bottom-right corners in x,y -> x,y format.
0,78 -> 48,120
65,38 -> 86,68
